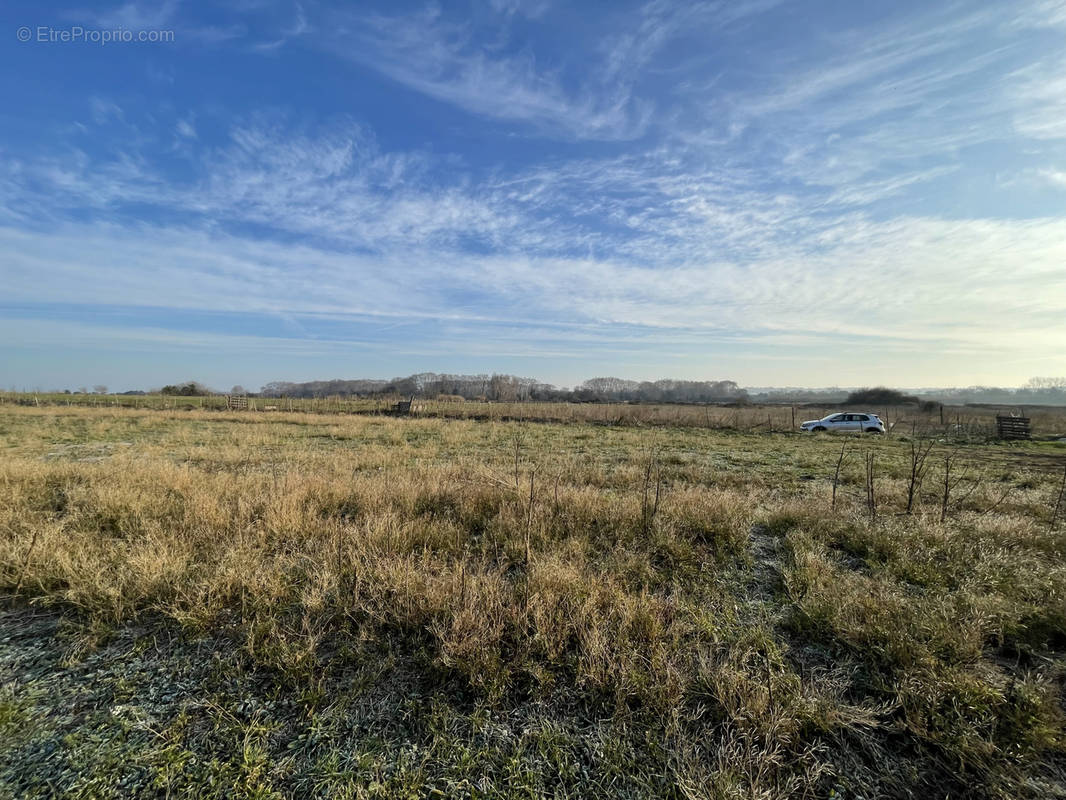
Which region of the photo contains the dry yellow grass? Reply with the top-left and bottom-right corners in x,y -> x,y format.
6,390 -> 1066,438
1,405 -> 1064,798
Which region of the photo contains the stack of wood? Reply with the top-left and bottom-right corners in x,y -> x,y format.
995,415 -> 1030,440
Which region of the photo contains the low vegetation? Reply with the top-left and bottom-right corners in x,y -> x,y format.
7,391 -> 1066,439
843,387 -> 920,406
1,406 -> 1065,798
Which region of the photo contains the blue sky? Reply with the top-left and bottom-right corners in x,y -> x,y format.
2,0 -> 1065,392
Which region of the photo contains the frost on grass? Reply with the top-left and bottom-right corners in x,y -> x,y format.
1,406 -> 1064,799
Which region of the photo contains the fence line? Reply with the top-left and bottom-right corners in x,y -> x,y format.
3,391 -> 1064,438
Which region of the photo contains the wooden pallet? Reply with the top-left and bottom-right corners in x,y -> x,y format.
391,400 -> 425,416
995,415 -> 1030,440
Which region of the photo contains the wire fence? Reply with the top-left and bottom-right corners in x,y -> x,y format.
3,391 -> 1065,440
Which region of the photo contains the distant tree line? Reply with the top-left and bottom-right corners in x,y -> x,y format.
571,377 -> 747,404
748,380 -> 1066,407
159,381 -> 214,397
259,373 -> 748,404
915,383 -> 1066,406
56,375 -> 1064,406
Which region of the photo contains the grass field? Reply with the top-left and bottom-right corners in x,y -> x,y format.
6,391 -> 1066,439
1,405 -> 1065,798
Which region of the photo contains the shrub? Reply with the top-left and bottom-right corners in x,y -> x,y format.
844,386 -> 919,406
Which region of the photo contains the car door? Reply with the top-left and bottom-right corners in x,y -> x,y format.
825,413 -> 848,431
839,414 -> 861,433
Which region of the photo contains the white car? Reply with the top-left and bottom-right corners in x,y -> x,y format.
799,412 -> 886,434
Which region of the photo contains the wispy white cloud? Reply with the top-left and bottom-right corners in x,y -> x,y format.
4,200 -> 1065,355
1007,0 -> 1066,29
488,0 -> 552,20
250,3 -> 310,51
6,0 -> 1066,386
313,5 -> 651,140
1037,168 -> 1066,187
662,1 -> 1066,206
1011,58 -> 1066,140
735,6 -> 1001,121
185,24 -> 248,45
175,118 -> 197,139
307,0 -> 787,141
89,97 -> 124,125
0,118 -> 530,251
77,0 -> 180,30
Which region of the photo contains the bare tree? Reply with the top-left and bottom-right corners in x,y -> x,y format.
940,450 -> 959,523
905,439 -> 934,514
865,452 -> 877,522
861,454 -> 878,522
525,468 -> 537,567
511,428 -> 524,490
641,447 -> 664,535
1051,465 -> 1066,530
92,384 -> 108,395
831,440 -> 848,512
1025,376 -> 1066,389
939,449 -> 972,522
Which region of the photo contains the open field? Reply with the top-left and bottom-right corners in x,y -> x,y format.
5,391 -> 1066,439
1,405 -> 1065,798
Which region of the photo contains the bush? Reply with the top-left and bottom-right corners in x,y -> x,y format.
159,382 -> 212,397
844,387 -> 919,406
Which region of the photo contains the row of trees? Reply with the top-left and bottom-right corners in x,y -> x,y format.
572,378 -> 747,404
56,386 -> 110,395
914,381 -> 1066,405
259,373 -> 749,404
54,376 -> 1066,405
748,380 -> 1066,406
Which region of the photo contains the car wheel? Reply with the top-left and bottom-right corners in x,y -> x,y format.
864,427 -> 883,434
812,426 -> 827,432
